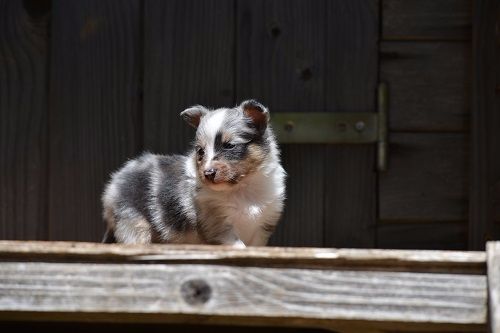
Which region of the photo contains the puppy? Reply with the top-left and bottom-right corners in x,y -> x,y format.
102,100 -> 286,247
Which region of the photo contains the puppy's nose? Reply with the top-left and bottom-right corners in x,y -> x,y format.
204,168 -> 217,181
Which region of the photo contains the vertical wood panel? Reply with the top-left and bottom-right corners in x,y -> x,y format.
377,221 -> 467,250
0,0 -> 50,240
380,134 -> 468,222
380,42 -> 470,132
237,0 -> 326,246
469,0 -> 500,250
49,0 -> 142,241
323,0 -> 378,248
143,0 -> 234,154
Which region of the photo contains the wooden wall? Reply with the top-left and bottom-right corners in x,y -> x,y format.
378,0 -> 472,250
1,0 -> 494,251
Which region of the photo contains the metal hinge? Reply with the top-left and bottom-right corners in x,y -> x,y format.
270,82 -> 388,171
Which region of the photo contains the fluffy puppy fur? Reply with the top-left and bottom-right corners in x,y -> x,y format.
102,100 -> 286,247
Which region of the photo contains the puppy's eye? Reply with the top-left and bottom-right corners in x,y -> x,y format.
197,147 -> 205,156
222,142 -> 235,150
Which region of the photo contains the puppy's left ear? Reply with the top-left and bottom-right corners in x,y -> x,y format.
240,100 -> 270,133
180,105 -> 208,128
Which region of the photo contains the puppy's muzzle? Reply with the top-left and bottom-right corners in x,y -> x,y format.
204,168 -> 217,181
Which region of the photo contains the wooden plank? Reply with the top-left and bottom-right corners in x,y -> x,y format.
377,221 -> 467,251
380,42 -> 470,132
143,0 -> 234,154
237,0 -> 326,247
382,0 -> 472,41
469,0 -> 500,250
0,241 -> 486,274
0,262 -> 487,331
487,242 -> 500,333
379,133 -> 468,222
48,1 -> 142,241
0,0 -> 50,239
323,0 -> 378,248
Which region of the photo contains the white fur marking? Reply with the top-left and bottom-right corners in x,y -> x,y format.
199,109 -> 226,170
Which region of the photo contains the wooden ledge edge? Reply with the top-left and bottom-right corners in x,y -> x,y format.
0,240 -> 486,274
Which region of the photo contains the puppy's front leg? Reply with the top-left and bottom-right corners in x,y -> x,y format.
197,216 -> 246,248
213,228 -> 246,249
247,223 -> 276,247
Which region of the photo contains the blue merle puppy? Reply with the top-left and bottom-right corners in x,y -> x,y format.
102,100 -> 286,248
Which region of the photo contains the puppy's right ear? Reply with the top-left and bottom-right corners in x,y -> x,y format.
180,105 -> 208,128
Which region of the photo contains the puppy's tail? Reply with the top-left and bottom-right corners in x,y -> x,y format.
101,228 -> 116,243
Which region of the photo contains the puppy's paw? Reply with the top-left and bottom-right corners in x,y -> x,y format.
232,239 -> 246,249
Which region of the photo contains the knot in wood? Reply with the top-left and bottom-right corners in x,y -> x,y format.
298,67 -> 312,81
181,279 -> 212,305
269,24 -> 282,38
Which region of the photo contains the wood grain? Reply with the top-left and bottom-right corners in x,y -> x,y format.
0,0 -> 50,240
468,0 -> 500,250
379,133 -> 468,222
323,0 -> 379,248
48,0 -> 142,242
377,221 -> 467,251
0,262 -> 487,332
0,241 -> 486,274
380,42 -> 470,132
236,0 -> 326,247
487,242 -> 500,333
382,0 -> 472,41
143,0 -> 234,154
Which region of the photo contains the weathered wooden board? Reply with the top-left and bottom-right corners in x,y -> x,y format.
468,0 -> 500,250
0,241 -> 486,274
380,42 -> 470,132
487,242 -> 500,333
0,262 -> 487,332
143,0 -> 234,154
377,221 -> 467,251
380,133 -> 468,222
48,0 -> 142,242
323,0 -> 378,248
382,0 -> 472,41
0,0 -> 50,239
236,0 -> 326,247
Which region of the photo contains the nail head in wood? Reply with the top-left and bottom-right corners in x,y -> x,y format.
298,67 -> 312,81
270,25 -> 282,38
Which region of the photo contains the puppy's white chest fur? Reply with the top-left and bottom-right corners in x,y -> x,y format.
196,165 -> 285,246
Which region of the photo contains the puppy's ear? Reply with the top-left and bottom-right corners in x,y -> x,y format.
240,100 -> 270,133
180,105 -> 208,128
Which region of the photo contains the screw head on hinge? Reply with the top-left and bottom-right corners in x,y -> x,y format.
284,121 -> 295,132
355,121 -> 366,132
